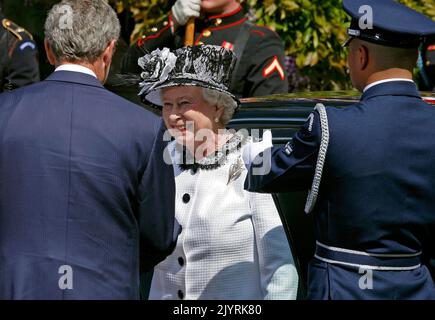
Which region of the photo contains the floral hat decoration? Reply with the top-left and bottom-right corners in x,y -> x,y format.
138,45 -> 239,108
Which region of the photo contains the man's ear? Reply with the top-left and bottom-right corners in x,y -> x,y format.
44,39 -> 57,66
102,40 -> 117,66
359,44 -> 370,71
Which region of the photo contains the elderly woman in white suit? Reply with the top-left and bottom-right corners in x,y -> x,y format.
138,45 -> 298,300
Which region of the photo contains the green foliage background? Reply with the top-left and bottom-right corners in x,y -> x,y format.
3,0 -> 434,90
111,0 -> 435,91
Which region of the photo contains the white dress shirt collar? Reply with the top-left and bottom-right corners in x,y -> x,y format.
363,78 -> 414,93
55,64 -> 97,79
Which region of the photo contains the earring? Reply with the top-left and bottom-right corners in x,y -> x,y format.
215,118 -> 219,123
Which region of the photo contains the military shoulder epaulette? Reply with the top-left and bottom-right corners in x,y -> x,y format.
2,18 -> 33,41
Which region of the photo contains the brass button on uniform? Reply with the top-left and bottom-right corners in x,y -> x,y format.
182,193 -> 190,203
163,21 -> 168,26
178,257 -> 184,266
197,41 -> 204,45
203,30 -> 211,37
178,290 -> 184,299
215,18 -> 222,26
151,27 -> 158,32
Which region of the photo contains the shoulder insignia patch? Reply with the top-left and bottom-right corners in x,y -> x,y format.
19,41 -> 36,51
284,141 -> 293,156
2,19 -> 33,41
263,56 -> 285,80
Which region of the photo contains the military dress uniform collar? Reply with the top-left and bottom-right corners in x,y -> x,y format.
361,79 -> 421,101
202,6 -> 246,28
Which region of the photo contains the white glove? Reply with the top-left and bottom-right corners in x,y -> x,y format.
242,130 -> 273,168
172,0 -> 201,27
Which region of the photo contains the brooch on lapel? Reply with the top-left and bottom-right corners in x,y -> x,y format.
227,157 -> 244,185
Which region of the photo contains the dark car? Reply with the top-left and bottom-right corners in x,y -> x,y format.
108,85 -> 435,299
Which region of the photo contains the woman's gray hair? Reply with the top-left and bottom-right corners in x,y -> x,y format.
44,0 -> 120,63
202,88 -> 238,126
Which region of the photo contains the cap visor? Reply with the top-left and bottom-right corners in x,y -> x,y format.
342,36 -> 353,47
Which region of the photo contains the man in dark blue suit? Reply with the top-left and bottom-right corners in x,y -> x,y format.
0,0 -> 176,299
245,0 -> 435,299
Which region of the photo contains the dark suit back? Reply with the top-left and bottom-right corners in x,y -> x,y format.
0,71 -> 176,299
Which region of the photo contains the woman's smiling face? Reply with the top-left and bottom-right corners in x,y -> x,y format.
161,86 -> 220,149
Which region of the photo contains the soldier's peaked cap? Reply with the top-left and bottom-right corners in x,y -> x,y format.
342,0 -> 435,48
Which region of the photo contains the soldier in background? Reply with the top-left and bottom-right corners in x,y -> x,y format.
0,1 -> 39,92
419,42 -> 435,91
121,0 -> 288,98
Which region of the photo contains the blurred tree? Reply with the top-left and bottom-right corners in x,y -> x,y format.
111,0 -> 174,43
110,0 -> 435,91
4,0 -> 433,90
247,0 -> 434,91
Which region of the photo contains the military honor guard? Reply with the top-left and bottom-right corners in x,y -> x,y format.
121,0 -> 288,98
420,42 -> 435,91
0,5 -> 39,91
244,0 -> 435,299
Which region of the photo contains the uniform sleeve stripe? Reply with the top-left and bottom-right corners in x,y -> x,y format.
263,56 -> 285,80
19,42 -> 36,51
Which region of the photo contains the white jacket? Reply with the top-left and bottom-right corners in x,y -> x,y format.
149,138 -> 298,300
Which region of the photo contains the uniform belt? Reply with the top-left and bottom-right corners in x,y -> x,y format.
314,241 -> 422,271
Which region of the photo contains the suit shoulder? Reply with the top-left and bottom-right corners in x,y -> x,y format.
104,89 -> 160,122
2,18 -> 33,41
326,101 -> 364,116
325,102 -> 373,135
1,80 -> 44,98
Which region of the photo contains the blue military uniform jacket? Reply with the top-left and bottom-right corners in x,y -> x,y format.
245,80 -> 435,299
0,71 -> 176,299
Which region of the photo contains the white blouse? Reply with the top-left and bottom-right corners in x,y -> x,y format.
149,138 -> 298,300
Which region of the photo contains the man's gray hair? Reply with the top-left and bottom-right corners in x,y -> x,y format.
44,0 -> 120,63
202,88 -> 238,126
